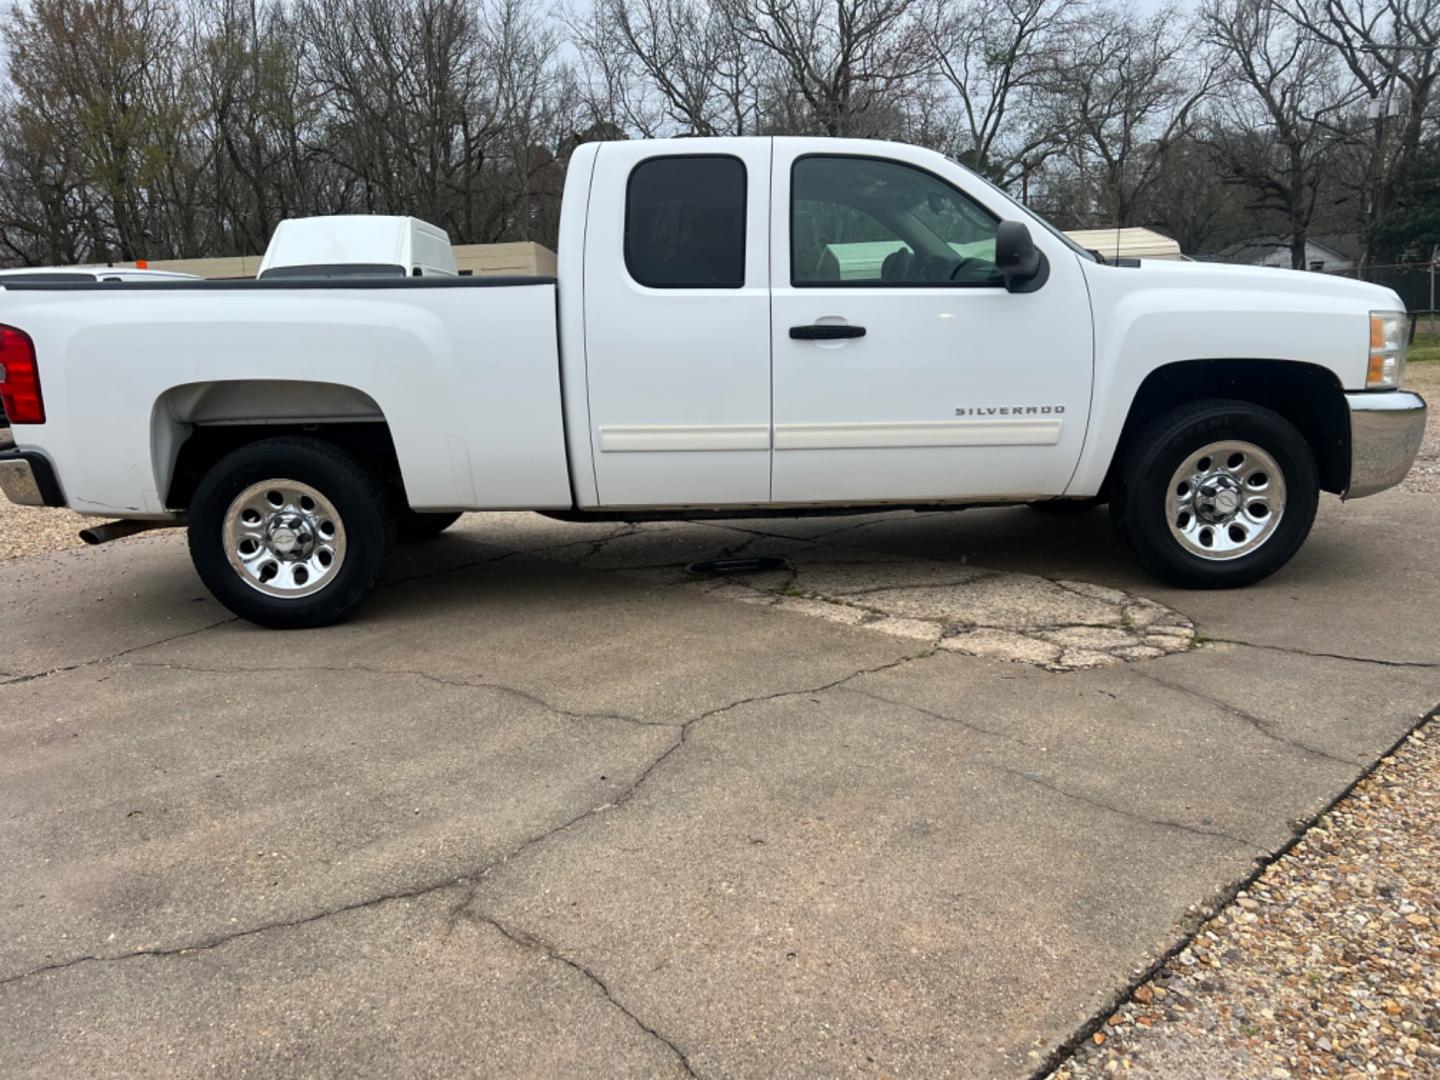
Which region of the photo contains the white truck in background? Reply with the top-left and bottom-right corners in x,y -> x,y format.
257,215 -> 459,280
0,136 -> 1426,628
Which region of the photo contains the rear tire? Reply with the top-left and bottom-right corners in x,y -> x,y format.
1110,399 -> 1318,589
188,437 -> 394,628
396,510 -> 462,542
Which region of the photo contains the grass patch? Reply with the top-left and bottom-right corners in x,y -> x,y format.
1411,323 -> 1440,364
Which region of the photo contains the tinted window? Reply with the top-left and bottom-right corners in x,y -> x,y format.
625,156 -> 746,289
792,156 -> 1003,287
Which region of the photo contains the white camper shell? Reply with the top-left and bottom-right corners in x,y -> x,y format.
257,216 -> 459,280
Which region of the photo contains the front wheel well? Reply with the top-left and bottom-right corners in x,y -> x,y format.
1109,360 -> 1349,495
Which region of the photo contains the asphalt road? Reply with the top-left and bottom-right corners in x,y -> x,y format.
2,492 -> 1437,1078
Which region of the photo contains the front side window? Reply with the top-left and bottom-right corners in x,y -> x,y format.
625,156 -> 747,289
792,156 -> 1003,288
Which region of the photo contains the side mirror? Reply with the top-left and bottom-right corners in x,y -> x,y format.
994,221 -> 1048,293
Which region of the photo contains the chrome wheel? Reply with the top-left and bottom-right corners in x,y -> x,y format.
1166,440 -> 1286,560
222,479 -> 346,598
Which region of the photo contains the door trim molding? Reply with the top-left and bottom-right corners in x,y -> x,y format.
598,424 -> 771,453
773,418 -> 1061,450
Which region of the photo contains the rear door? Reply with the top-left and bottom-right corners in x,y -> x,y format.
582,139 -> 773,507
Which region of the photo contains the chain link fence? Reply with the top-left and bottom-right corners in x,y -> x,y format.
1325,260 -> 1439,336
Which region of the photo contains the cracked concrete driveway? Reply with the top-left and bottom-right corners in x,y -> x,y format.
2,492 -> 1438,1078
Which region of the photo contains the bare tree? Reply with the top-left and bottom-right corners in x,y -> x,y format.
5,0 -> 195,259
715,0 -> 932,137
571,0 -> 763,136
1201,0 -> 1363,268
1050,6 -> 1214,226
925,0 -> 1078,189
1135,135 -> 1256,253
0,0 -> 1428,267
1277,0 -> 1439,264
0,99 -> 97,264
195,0 -> 339,253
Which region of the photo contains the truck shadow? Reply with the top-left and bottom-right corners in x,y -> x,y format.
384,505 -> 1149,594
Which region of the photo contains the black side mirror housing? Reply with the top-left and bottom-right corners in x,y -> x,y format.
995,220 -> 1049,293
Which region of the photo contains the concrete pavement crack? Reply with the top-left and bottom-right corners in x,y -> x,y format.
1207,637 -> 1440,669
1,548 -> 521,691
0,650 -> 928,990
535,650 -> 936,850
802,510 -> 952,542
987,761 -> 1267,851
382,548 -> 517,587
0,615 -> 238,688
0,878 -> 471,989
1128,669 -> 1361,768
460,906 -> 698,1077
119,659 -> 675,729
845,686 -> 1045,750
819,574 -> 1002,597
571,524 -> 644,563
847,684 -> 1264,847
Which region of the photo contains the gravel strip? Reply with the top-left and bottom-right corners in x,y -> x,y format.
0,501 -> 95,559
0,428 -> 96,559
1401,362 -> 1439,495
1049,720 -> 1440,1080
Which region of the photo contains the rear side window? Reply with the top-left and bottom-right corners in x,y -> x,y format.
625,156 -> 746,289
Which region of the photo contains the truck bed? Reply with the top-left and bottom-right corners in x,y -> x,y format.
0,276 -> 573,517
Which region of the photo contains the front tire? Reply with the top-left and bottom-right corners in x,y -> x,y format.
1110,400 -> 1319,589
188,438 -> 394,628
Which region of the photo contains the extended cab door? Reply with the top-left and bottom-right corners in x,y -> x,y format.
768,144 -> 1094,503
582,140 -> 772,506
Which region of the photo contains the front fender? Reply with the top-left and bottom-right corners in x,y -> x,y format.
1066,260 -> 1392,496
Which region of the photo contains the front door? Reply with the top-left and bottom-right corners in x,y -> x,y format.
769,146 -> 1093,504
582,139 -> 773,507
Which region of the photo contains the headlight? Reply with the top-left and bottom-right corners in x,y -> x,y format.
1368,310 -> 1409,389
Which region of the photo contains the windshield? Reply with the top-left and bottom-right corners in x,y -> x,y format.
951,162 -> 1099,263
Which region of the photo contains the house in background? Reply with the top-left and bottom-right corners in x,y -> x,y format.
1215,234 -> 1363,274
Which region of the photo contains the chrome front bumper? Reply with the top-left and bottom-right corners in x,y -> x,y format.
1345,390 -> 1428,499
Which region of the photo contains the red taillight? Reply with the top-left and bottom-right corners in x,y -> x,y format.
0,324 -> 43,424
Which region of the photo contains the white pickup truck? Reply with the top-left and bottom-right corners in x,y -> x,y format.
0,137 -> 1426,628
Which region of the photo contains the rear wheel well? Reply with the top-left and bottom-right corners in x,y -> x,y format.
1110,360 -> 1349,495
166,422 -> 404,510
